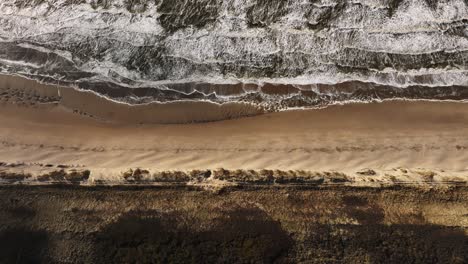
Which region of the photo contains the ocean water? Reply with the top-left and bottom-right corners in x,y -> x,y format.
0,0 -> 467,112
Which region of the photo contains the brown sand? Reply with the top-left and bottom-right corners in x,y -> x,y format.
1,73 -> 468,183
1,90 -> 468,182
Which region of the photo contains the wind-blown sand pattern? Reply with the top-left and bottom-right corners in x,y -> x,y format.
1,75 -> 468,174
1,0 -> 468,262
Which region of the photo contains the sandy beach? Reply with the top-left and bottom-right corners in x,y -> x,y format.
1,78 -> 468,184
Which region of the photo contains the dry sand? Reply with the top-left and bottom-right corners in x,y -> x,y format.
1,74 -> 468,184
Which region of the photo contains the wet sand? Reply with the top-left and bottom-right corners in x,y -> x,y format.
1,96 -> 468,182
1,73 -> 468,184
0,74 -> 264,123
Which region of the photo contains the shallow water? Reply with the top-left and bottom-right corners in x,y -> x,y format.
1,0 -> 467,114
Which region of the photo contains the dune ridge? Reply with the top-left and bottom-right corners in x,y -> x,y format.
1,161 -> 466,189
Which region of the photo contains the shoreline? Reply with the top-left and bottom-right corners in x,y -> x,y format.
2,73 -> 468,124
0,73 -> 265,123
1,72 -> 468,184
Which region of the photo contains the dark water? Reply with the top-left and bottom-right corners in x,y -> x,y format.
1,0 -> 467,110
